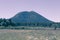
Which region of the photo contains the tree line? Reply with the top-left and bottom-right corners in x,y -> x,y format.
0,18 -> 15,27
0,18 -> 52,27
0,18 -> 60,29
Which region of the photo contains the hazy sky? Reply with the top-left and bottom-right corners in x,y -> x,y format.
0,0 -> 60,22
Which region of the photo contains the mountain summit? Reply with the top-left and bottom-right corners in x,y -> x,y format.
11,11 -> 53,24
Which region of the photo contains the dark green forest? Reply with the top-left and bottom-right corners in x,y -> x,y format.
0,18 -> 52,27
0,18 -> 60,29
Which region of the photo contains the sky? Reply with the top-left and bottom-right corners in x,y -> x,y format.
0,0 -> 60,22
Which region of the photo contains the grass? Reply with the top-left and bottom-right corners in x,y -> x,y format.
0,26 -> 56,30
0,29 -> 60,40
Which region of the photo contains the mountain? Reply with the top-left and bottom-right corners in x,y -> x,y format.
10,11 -> 54,24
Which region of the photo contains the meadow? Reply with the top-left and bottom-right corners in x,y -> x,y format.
0,29 -> 60,40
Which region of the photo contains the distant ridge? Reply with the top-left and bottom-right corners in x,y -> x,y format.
10,11 -> 54,24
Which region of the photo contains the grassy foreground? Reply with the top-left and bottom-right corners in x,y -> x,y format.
0,29 -> 60,40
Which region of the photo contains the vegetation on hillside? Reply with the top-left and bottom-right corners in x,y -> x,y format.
0,18 -> 60,29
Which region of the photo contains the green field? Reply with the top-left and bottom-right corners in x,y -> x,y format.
0,29 -> 60,40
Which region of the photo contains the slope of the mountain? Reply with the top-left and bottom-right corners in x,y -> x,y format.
10,11 -> 54,24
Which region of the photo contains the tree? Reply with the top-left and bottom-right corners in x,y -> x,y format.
0,18 -> 3,23
2,18 -> 9,27
51,23 -> 58,30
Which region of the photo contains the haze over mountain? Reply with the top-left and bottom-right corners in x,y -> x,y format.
11,11 -> 54,24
